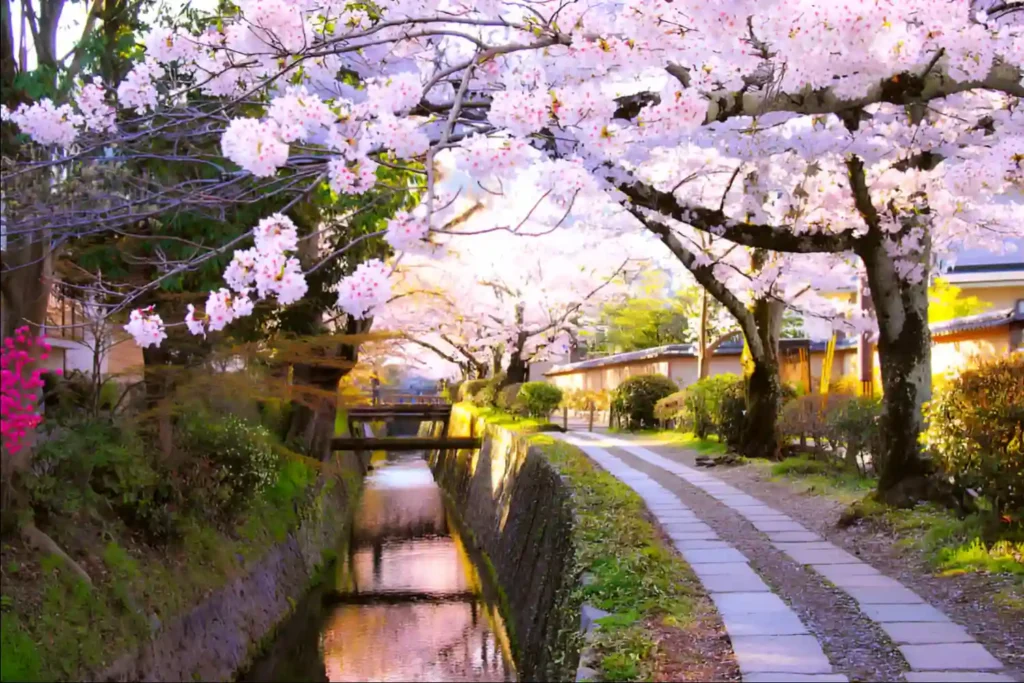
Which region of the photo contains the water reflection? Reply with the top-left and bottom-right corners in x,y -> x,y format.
242,452 -> 514,683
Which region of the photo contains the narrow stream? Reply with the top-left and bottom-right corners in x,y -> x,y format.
242,451 -> 516,682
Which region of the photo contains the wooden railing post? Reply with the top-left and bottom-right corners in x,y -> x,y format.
562,406 -> 568,431
588,402 -> 595,432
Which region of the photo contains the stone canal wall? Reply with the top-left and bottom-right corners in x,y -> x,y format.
97,466 -> 360,683
429,405 -> 583,681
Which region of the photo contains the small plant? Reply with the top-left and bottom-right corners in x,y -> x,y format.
611,374 -> 678,430
924,353 -> 1024,520
496,382 -> 525,414
177,412 -> 280,521
459,379 -> 494,406
518,382 -> 563,418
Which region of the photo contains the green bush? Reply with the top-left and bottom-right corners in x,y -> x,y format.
779,394 -> 882,474
258,398 -> 294,441
459,379 -> 496,406
612,374 -> 678,430
25,419 -> 180,541
924,353 -> 1024,519
718,380 -> 747,448
177,412 -> 280,521
497,382 -> 525,414
654,390 -> 687,422
684,374 -> 742,439
518,382 -> 563,418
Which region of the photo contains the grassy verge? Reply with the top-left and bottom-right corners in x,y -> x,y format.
470,406 -> 722,681
609,428 -> 729,457
846,498 -> 1024,581
0,455 -> 327,682
747,455 -> 876,505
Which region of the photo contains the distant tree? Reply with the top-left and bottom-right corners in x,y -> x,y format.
928,278 -> 992,324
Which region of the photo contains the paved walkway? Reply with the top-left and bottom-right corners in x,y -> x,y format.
558,429 -> 1018,683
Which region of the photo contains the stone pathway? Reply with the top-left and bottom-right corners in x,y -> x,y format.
559,430 -> 1018,683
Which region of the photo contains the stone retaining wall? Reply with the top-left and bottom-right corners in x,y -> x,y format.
97,465 -> 360,683
429,406 -> 583,681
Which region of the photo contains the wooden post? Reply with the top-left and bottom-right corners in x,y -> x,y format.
587,402 -> 595,432
469,417 -> 475,439
562,406 -> 568,431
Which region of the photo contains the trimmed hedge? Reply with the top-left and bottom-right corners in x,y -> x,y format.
519,382 -> 563,418
924,353 -> 1024,519
612,374 -> 678,430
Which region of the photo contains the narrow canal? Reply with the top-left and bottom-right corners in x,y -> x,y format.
241,451 -> 516,682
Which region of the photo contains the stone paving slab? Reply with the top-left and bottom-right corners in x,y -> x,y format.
823,573 -> 903,589
845,585 -> 925,605
712,591 -> 792,615
729,635 -> 833,674
752,520 -> 809,533
767,531 -> 823,542
903,672 -> 1016,682
812,563 -> 883,581
701,572 -> 771,593
861,603 -> 950,623
881,621 -> 975,645
680,547 -> 748,564
673,539 -> 731,550
669,531 -> 721,541
689,561 -> 760,577
785,546 -> 861,564
900,643 -> 1004,670
721,610 -> 810,637
773,541 -> 838,552
662,522 -> 716,534
744,675 -> 850,683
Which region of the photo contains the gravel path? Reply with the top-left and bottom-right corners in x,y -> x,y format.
560,427 -> 1021,683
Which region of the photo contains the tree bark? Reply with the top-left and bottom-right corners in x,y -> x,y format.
285,317 -> 369,462
504,332 -> 529,385
739,297 -> 784,461
697,287 -> 710,379
858,237 -> 933,504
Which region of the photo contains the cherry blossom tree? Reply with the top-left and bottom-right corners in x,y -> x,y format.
378,226 -> 640,383
4,0 -> 1023,496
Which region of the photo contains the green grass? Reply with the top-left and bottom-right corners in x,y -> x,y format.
608,428 -> 729,456
469,406 -> 560,433
849,498 -> 1024,582
469,405 -> 705,682
751,455 -> 874,505
1,454 -> 324,682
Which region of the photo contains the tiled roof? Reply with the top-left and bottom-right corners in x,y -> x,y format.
545,336 -> 857,376
930,307 -> 1016,337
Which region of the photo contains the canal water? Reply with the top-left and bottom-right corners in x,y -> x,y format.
241,451 -> 515,682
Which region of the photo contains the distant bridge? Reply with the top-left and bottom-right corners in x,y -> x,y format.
331,400 -> 482,452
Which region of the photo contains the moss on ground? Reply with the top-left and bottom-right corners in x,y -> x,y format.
0,455 -> 330,682
469,405 -> 707,682
757,455 -> 875,505
610,428 -> 729,456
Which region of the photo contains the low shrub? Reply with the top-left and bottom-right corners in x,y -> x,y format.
924,353 -> 1024,520
497,382 -> 525,414
459,379 -> 493,406
718,380 -> 747,448
25,419 -> 180,541
612,374 -> 678,430
779,394 -> 882,474
561,388 -> 611,412
176,411 -> 280,522
654,391 -> 687,423
519,382 -> 563,418
686,374 -> 742,439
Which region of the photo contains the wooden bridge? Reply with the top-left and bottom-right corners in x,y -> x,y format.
330,399 -> 482,452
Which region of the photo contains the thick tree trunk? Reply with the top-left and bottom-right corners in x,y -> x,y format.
859,240 -> 933,504
284,318 -> 369,462
739,298 -> 784,461
505,339 -> 529,385
697,288 -> 710,379
141,345 -> 176,462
